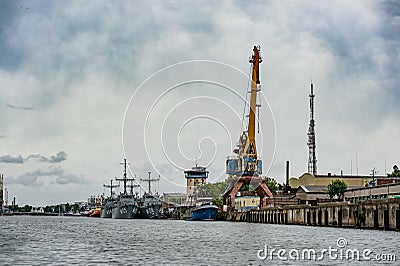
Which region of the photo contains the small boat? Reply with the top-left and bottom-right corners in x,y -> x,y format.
89,206 -> 101,217
187,197 -> 218,221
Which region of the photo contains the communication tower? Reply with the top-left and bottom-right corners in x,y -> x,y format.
307,82 -> 317,176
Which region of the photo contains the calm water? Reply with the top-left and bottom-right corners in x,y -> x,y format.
0,216 -> 398,265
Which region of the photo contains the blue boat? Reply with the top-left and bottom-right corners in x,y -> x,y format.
187,198 -> 218,221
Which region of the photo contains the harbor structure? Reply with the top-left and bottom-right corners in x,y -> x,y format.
307,82 -> 317,176
223,46 -> 273,211
0,174 -> 3,212
222,197 -> 400,231
184,164 -> 209,206
289,172 -> 386,188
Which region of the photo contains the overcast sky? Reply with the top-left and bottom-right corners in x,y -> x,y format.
1,0 -> 399,206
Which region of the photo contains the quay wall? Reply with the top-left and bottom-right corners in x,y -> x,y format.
220,198 -> 400,231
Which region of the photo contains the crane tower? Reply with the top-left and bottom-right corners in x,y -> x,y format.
223,46 -> 273,210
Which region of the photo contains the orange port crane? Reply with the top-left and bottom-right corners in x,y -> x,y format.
223,46 -> 273,210
227,45 -> 263,177
242,45 -> 262,174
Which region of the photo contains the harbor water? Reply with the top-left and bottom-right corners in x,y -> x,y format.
0,216 -> 398,265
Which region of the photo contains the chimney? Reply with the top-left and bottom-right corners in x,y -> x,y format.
286,161 -> 290,186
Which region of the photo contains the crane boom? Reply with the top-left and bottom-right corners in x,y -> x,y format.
223,46 -> 273,210
244,46 -> 262,165
226,46 -> 262,177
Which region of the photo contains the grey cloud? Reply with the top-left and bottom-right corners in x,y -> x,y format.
0,155 -> 24,164
0,151 -> 67,164
54,173 -> 86,185
7,166 -> 87,187
25,154 -> 49,162
50,151 -> 68,163
26,151 -> 67,163
5,104 -> 35,110
0,0 -> 22,70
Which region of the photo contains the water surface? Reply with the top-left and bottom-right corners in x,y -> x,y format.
0,216 -> 398,265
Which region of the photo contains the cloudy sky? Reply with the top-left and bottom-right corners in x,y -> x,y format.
0,0 -> 399,206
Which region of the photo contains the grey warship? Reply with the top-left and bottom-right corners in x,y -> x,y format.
101,179 -> 119,218
112,159 -> 139,219
137,172 -> 165,219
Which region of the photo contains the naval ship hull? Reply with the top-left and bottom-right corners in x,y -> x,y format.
112,203 -> 138,219
100,204 -> 113,218
137,194 -> 164,219
137,205 -> 163,219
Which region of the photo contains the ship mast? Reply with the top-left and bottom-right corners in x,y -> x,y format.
103,179 -> 119,197
140,171 -> 160,194
115,158 -> 136,194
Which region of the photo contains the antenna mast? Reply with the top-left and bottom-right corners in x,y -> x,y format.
115,158 -> 136,194
307,82 -> 317,176
103,179 -> 119,197
140,171 -> 160,194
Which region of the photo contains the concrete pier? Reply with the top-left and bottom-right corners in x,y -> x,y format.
221,198 -> 400,231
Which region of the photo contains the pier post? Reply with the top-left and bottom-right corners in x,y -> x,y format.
374,209 -> 379,229
396,210 -> 400,231
338,208 -> 342,227
384,209 -> 389,231
318,209 -> 322,226
312,209 -> 316,225
324,209 -> 329,226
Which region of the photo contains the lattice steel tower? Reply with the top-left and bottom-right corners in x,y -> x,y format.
307,82 -> 317,175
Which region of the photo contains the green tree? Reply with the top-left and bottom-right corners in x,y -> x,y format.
327,179 -> 347,201
20,205 -> 32,212
264,177 -> 279,194
388,165 -> 400,177
71,203 -> 79,213
213,198 -> 223,208
196,178 -> 230,200
54,205 -> 61,213
65,203 -> 71,212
